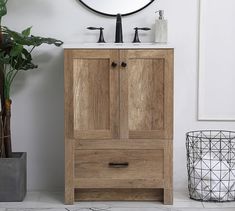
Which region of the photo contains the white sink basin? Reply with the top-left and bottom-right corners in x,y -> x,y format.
63,42 -> 173,49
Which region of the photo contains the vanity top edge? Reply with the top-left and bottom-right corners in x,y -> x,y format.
63,43 -> 174,49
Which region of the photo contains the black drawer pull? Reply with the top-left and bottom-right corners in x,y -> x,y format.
109,162 -> 129,168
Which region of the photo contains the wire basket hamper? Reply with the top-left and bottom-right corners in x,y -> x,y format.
186,130 -> 235,202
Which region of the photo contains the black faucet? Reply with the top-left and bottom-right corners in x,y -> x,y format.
115,14 -> 123,43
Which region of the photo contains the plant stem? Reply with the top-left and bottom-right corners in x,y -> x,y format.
4,54 -> 22,99
3,65 -> 11,100
9,69 -> 19,87
30,45 -> 36,53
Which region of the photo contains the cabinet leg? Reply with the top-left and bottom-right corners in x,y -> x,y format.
164,189 -> 173,205
65,188 -> 74,205
65,139 -> 74,204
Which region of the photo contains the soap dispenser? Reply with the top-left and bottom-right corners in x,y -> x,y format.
154,10 -> 168,43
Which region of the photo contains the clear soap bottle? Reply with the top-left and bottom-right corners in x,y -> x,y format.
154,10 -> 168,43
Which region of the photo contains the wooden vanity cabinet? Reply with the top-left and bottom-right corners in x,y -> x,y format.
64,48 -> 174,205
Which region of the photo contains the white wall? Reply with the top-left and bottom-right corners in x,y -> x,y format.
4,0 -> 235,192
198,0 -> 235,120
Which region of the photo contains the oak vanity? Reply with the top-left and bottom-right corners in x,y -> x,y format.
64,43 -> 174,204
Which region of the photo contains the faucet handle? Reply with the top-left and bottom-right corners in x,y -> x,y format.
137,27 -> 151,31
87,27 -> 101,30
132,27 -> 151,43
87,27 -> 106,43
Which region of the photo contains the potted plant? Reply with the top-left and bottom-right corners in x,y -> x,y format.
0,0 -> 63,201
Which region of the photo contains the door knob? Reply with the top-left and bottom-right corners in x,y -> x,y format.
121,62 -> 127,67
111,62 -> 117,68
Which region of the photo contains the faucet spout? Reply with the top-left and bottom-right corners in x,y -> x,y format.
115,14 -> 123,43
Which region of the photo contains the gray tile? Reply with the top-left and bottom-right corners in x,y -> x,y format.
202,201 -> 235,208
1,191 -> 234,211
6,209 -> 37,211
38,191 -> 64,204
70,208 -> 170,211
0,192 -> 65,209
173,191 -> 191,202
111,208 -> 170,211
6,209 -> 66,211
73,202 -> 163,208
67,208 -> 112,211
68,205 -> 171,211
175,209 -> 235,211
24,192 -> 40,203
170,201 -> 203,208
0,201 -> 64,209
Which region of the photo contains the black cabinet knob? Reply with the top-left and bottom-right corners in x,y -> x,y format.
111,62 -> 117,68
121,62 -> 127,68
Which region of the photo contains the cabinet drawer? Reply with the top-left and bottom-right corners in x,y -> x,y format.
74,150 -> 164,188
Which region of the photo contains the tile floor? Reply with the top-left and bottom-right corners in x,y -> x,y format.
0,191 -> 234,211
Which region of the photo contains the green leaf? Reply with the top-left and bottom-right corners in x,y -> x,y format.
21,48 -> 32,61
22,27 -> 32,37
0,26 -> 63,72
28,36 -> 63,47
2,27 -> 63,47
2,27 -> 24,42
0,51 -> 10,64
1,33 -> 13,50
20,48 -> 38,70
21,62 -> 38,70
10,48 -> 37,71
0,0 -> 8,19
10,44 -> 23,57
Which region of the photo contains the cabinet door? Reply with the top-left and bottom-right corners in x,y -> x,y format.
120,50 -> 173,139
64,50 -> 119,140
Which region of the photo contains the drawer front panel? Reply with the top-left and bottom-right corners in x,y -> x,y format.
74,150 -> 164,188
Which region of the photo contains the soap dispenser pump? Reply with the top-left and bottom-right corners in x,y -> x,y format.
154,10 -> 168,43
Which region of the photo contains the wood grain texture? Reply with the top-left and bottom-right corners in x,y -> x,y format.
74,130 -> 112,140
74,149 -> 164,180
163,139 -> 173,204
75,139 -> 166,150
164,189 -> 173,205
128,58 -> 164,131
64,49 -> 174,204
75,189 -> 163,201
71,50 -> 119,139
123,49 -> 174,139
64,50 -> 75,204
64,50 -> 74,139
74,178 -> 164,189
64,138 -> 74,204
110,50 -> 120,138
164,50 -> 174,139
73,58 -> 110,131
119,50 -> 129,139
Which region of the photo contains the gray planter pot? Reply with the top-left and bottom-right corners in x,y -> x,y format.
0,152 -> 27,202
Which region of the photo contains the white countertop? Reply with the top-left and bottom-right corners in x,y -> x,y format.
63,43 -> 173,49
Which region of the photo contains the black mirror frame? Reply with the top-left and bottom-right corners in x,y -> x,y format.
78,0 -> 155,17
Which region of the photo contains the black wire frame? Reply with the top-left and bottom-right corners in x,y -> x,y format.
78,0 -> 156,17
186,130 -> 235,202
